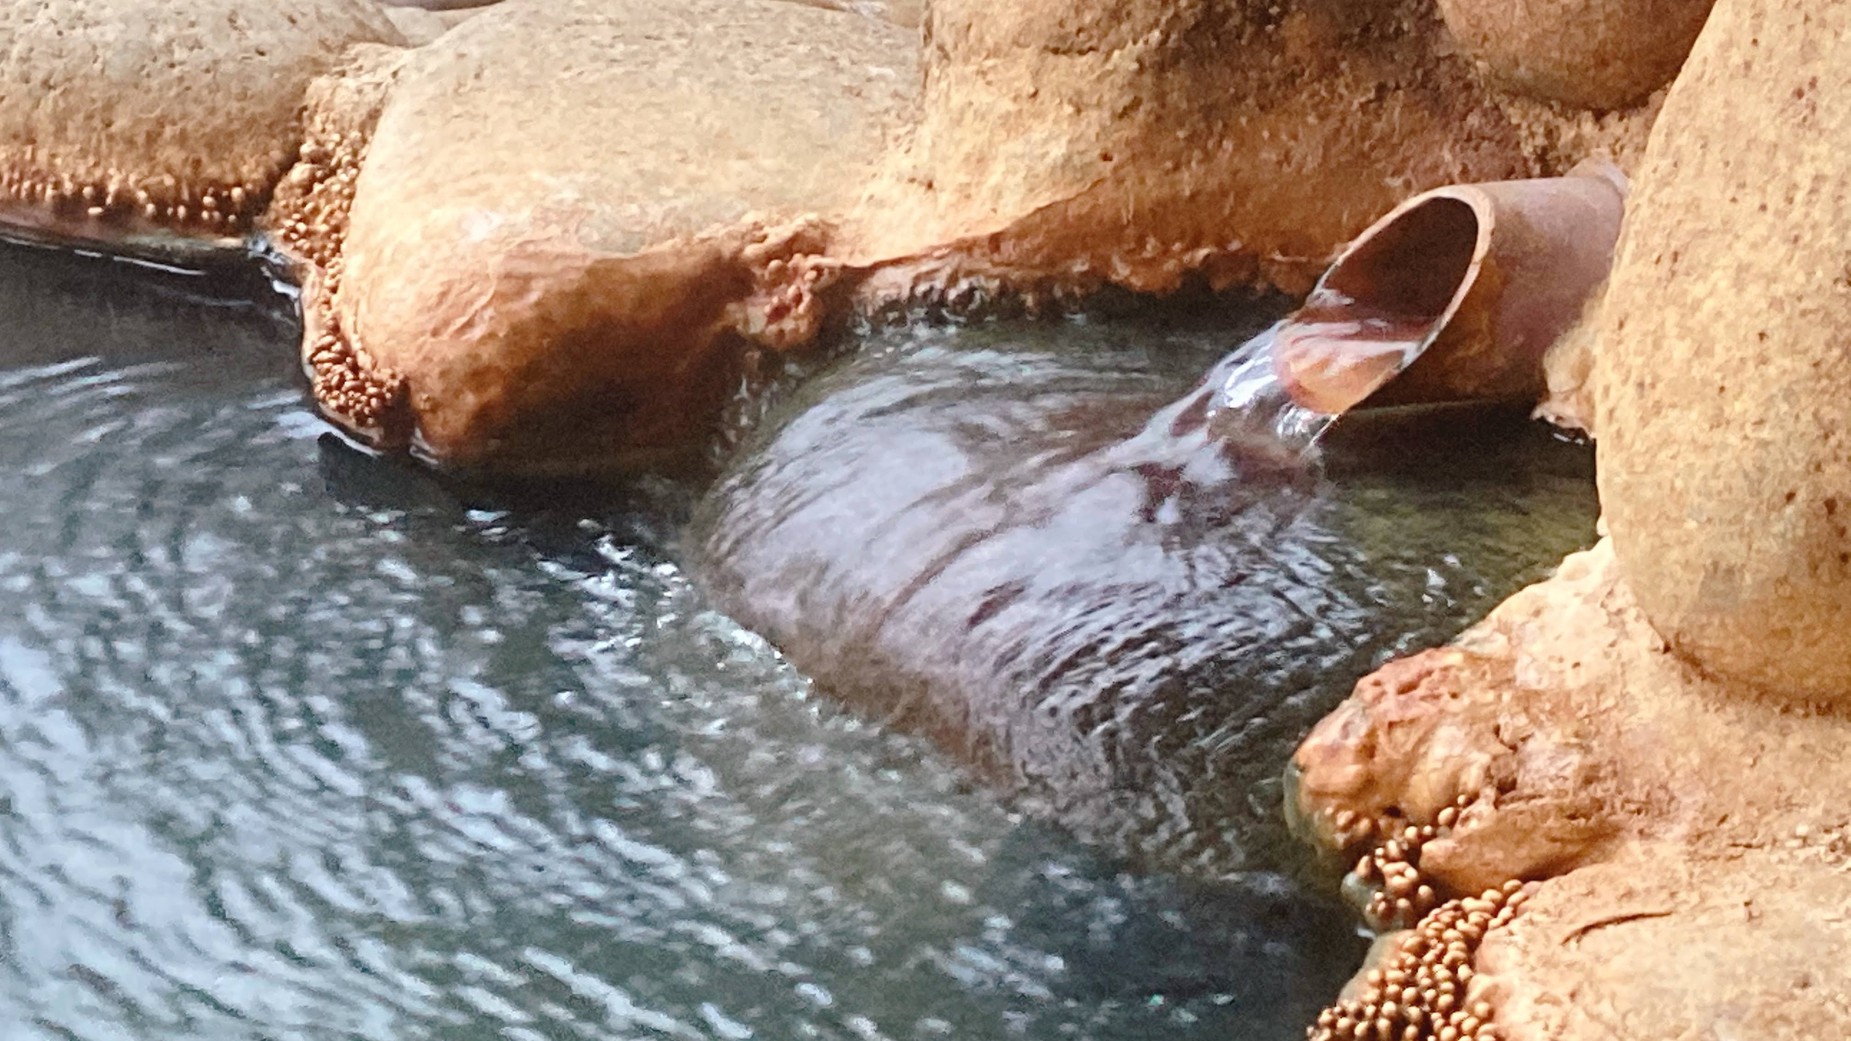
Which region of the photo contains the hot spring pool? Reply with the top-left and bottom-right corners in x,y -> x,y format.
0,244 -> 1597,1041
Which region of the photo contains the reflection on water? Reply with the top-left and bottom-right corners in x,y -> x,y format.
696,307 -> 1601,882
0,246 -> 1378,1041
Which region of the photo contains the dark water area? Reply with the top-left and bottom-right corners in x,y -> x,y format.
0,242 -> 1597,1041
695,308 -> 1601,896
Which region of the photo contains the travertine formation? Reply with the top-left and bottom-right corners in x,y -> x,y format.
1341,797 -> 1474,931
1293,540 -> 1851,1039
1435,0 -> 1713,109
304,0 -> 915,472
1311,882 -> 1529,1041
869,0 -> 1536,298
1597,0 -> 1851,699
268,47 -> 409,441
0,0 -> 399,255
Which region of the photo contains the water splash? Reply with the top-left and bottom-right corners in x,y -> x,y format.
1201,322 -> 1339,453
1072,323 -> 1337,527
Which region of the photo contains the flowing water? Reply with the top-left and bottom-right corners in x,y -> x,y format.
0,245 -> 1597,1041
695,305 -> 1602,920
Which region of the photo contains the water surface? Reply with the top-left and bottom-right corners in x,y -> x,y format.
696,307 -> 1600,883
0,246 -> 1596,1041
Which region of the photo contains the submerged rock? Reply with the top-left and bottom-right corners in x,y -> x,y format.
693,319 -> 1599,877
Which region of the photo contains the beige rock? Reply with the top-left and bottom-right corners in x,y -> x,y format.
1436,0 -> 1714,110
376,5 -> 489,46
1479,855 -> 1851,1041
1292,540 -> 1851,1039
864,0 -> 1541,298
1532,282 -> 1603,435
0,0 -> 400,254
1597,0 -> 1851,698
293,0 -> 916,473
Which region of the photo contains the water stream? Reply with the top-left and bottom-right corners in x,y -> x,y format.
0,246 -> 1598,1041
696,304 -> 1600,891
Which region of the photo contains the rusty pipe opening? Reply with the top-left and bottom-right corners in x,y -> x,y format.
1272,165 -> 1626,418
1272,198 -> 1483,416
1323,196 -> 1479,324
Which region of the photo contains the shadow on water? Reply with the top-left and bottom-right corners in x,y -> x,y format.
0,242 -> 1413,1041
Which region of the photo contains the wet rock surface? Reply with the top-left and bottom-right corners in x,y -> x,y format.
1293,539 -> 1851,1039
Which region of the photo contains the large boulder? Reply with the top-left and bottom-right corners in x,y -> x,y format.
0,0 -> 400,254
1435,0 -> 1714,110
1597,0 -> 1851,698
282,0 -> 916,474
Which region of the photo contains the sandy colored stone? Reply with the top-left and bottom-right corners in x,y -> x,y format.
791,0 -> 925,27
860,0 -> 1543,299
0,0 -> 400,253
376,4 -> 489,46
1492,90 -> 1666,184
1597,0 -> 1851,699
1294,540 -> 1851,891
1478,854 -> 1851,1040
1436,0 -> 1713,110
1292,537 -> 1851,1038
1533,283 -> 1602,435
302,0 -> 915,473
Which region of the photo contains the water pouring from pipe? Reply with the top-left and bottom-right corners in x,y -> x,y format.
1270,160 -> 1628,419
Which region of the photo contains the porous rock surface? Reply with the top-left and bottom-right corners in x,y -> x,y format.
864,0 -> 1538,298
0,0 -> 400,252
1435,0 -> 1714,110
1597,0 -> 1851,699
1293,540 -> 1851,1040
294,0 -> 917,473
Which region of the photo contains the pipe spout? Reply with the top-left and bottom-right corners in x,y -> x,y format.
1272,161 -> 1627,416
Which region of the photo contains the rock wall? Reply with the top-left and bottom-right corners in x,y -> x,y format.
0,0 -> 399,253
1597,0 -> 1851,698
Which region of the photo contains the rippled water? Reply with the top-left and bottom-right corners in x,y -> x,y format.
696,307 -> 1601,883
0,247 -> 1460,1041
